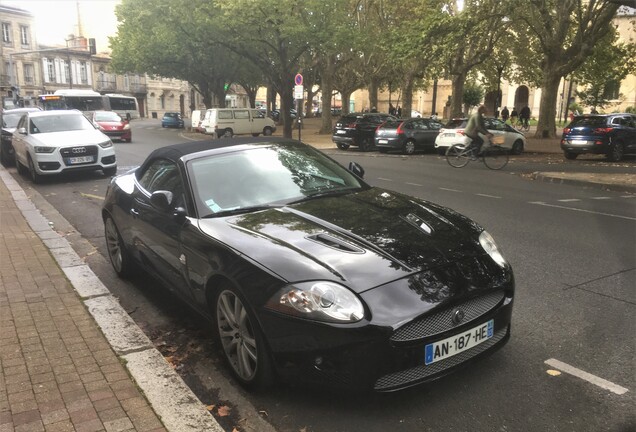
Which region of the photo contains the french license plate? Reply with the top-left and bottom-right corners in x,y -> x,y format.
378,139 -> 388,144
337,130 -> 347,134
425,320 -> 494,365
67,156 -> 95,165
443,133 -> 455,138
571,139 -> 587,145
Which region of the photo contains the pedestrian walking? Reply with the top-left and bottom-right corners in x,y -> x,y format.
501,106 -> 509,123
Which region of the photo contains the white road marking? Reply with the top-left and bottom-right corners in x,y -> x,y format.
80,193 -> 105,201
558,199 -> 581,202
377,177 -> 393,182
545,359 -> 629,395
528,201 -> 636,221
406,182 -> 423,187
591,196 -> 611,200
439,187 -> 462,193
621,195 -> 635,199
476,193 -> 501,199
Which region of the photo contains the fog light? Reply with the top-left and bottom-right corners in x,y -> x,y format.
314,356 -> 323,366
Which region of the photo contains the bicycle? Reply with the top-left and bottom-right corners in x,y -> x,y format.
517,117 -> 530,132
445,139 -> 509,170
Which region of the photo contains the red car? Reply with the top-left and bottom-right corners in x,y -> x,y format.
91,111 -> 132,142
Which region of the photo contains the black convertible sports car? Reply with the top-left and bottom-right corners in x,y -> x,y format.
102,137 -> 514,392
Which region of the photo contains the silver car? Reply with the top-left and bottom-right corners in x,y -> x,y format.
12,109 -> 117,183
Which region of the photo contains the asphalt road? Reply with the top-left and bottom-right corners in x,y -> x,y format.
8,119 -> 635,432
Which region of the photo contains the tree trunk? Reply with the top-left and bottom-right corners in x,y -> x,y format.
280,84 -> 294,138
267,85 -> 276,112
368,78 -> 379,112
450,73 -> 466,118
341,90 -> 352,115
320,56 -> 334,134
402,75 -> 414,117
535,73 -> 561,138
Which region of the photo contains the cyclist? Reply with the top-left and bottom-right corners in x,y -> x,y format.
519,105 -> 530,129
510,107 -> 518,126
465,105 -> 493,156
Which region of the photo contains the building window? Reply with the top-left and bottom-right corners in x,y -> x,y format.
2,22 -> 11,43
80,61 -> 88,84
20,25 -> 29,46
603,79 -> 620,101
64,60 -> 71,84
23,63 -> 34,84
47,59 -> 55,83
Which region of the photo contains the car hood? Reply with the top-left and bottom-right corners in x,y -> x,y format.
27,130 -> 109,147
197,188 -> 487,292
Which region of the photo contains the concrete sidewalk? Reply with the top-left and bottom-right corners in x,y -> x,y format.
0,168 -> 222,432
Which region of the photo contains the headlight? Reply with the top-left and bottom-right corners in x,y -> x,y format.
34,146 -> 55,153
123,124 -> 131,130
98,140 -> 113,148
266,281 -> 365,323
479,230 -> 507,267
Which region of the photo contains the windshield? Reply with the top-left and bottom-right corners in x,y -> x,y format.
30,114 -> 96,134
95,112 -> 123,122
2,112 -> 24,128
189,143 -> 366,217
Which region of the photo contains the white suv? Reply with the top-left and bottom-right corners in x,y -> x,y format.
12,110 -> 117,183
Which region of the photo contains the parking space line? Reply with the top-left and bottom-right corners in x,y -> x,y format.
545,359 -> 629,395
377,177 -> 393,182
528,201 -> 636,221
558,199 -> 581,202
621,195 -> 635,199
439,187 -> 462,193
591,196 -> 611,200
475,193 -> 501,199
406,182 -> 423,187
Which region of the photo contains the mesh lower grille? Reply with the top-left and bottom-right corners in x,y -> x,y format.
374,327 -> 507,391
390,290 -> 505,342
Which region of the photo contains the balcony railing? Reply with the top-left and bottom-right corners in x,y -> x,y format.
95,80 -> 117,92
128,83 -> 147,94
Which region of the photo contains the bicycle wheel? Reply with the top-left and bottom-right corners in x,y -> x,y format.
482,146 -> 509,170
446,144 -> 471,168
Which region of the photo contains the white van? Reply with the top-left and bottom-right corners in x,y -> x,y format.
190,109 -> 206,133
202,108 -> 276,138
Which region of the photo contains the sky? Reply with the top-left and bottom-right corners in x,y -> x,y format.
2,0 -> 120,52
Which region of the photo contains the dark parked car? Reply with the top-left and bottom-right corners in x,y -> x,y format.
161,112 -> 184,129
102,137 -> 514,392
561,114 -> 636,161
375,117 -> 443,154
1,107 -> 42,166
332,112 -> 397,151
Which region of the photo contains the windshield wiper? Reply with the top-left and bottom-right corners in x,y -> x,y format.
202,204 -> 281,218
289,187 -> 359,204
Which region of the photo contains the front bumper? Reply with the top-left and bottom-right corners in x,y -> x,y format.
31,145 -> 116,175
103,130 -> 132,141
259,260 -> 514,392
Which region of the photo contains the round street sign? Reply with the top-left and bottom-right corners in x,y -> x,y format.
295,73 -> 303,86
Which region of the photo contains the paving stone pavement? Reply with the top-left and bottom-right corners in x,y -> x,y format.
0,177 -> 169,432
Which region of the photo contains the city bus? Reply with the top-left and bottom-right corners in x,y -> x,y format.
38,89 -> 105,114
38,90 -> 140,120
104,94 -> 140,120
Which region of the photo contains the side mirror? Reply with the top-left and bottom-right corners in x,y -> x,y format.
348,162 -> 365,179
17,127 -> 27,135
150,190 -> 173,212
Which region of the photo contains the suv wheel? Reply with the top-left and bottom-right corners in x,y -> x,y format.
402,140 -> 416,155
336,143 -> 350,150
360,136 -> 373,152
564,151 -> 578,160
607,142 -> 624,162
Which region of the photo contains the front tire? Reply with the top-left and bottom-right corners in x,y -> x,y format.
483,146 -> 509,170
511,139 -> 524,155
263,127 -> 273,136
446,144 -> 470,168
215,286 -> 273,389
27,155 -> 43,184
104,216 -> 134,278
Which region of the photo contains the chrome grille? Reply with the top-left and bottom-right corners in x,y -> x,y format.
374,327 -> 507,391
60,145 -> 98,157
390,290 -> 505,342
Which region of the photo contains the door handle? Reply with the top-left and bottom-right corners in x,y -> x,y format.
130,208 -> 139,217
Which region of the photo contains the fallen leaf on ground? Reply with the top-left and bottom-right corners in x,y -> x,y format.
217,405 -> 231,417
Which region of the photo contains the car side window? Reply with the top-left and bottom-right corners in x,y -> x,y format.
611,117 -> 623,126
138,159 -> 185,207
234,110 -> 249,120
218,110 -> 232,120
252,109 -> 265,119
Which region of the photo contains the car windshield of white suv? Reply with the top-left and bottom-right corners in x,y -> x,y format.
30,114 -> 95,134
2,112 -> 23,128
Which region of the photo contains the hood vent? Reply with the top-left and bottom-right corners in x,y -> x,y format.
307,233 -> 365,254
402,213 -> 434,235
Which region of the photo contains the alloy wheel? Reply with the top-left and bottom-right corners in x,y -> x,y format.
105,218 -> 123,274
